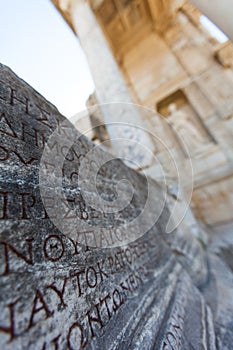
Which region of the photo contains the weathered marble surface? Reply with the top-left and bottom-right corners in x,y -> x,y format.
0,63 -> 231,349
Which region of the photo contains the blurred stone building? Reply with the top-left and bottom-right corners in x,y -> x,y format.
51,0 -> 233,227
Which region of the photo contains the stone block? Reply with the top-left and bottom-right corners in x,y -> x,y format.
0,63 -> 223,350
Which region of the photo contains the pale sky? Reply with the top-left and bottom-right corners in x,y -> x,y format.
0,0 -> 95,118
201,15 -> 228,43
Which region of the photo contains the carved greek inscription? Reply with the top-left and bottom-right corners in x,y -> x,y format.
0,67 -> 182,350
67,323 -> 87,350
41,334 -> 61,350
44,235 -> 65,262
0,192 -> 36,220
0,238 -> 34,276
0,226 -> 150,279
0,186 -> 128,223
0,145 -> 38,165
0,299 -> 20,342
162,283 -> 187,350
27,290 -> 54,330
0,145 -> 10,161
0,80 -> 52,128
0,113 -> 17,138
0,191 -> 8,219
67,265 -> 146,345
0,112 -> 46,150
0,259 -> 148,346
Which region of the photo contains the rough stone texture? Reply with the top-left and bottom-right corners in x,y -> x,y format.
0,63 -> 232,349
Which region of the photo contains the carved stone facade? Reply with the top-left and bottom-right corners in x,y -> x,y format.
52,0 -> 233,226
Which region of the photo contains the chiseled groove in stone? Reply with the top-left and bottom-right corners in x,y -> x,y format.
0,239 -> 169,349
95,259 -> 180,350
0,233 -> 156,290
105,258 -> 181,350
206,305 -> 217,350
201,295 -> 208,350
164,232 -> 209,287
152,270 -> 216,350
199,297 -> 216,350
203,254 -> 233,350
151,273 -> 187,350
120,263 -> 183,350
200,294 -> 217,350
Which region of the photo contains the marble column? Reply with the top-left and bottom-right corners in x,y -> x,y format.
70,0 -> 155,169
189,0 -> 233,42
